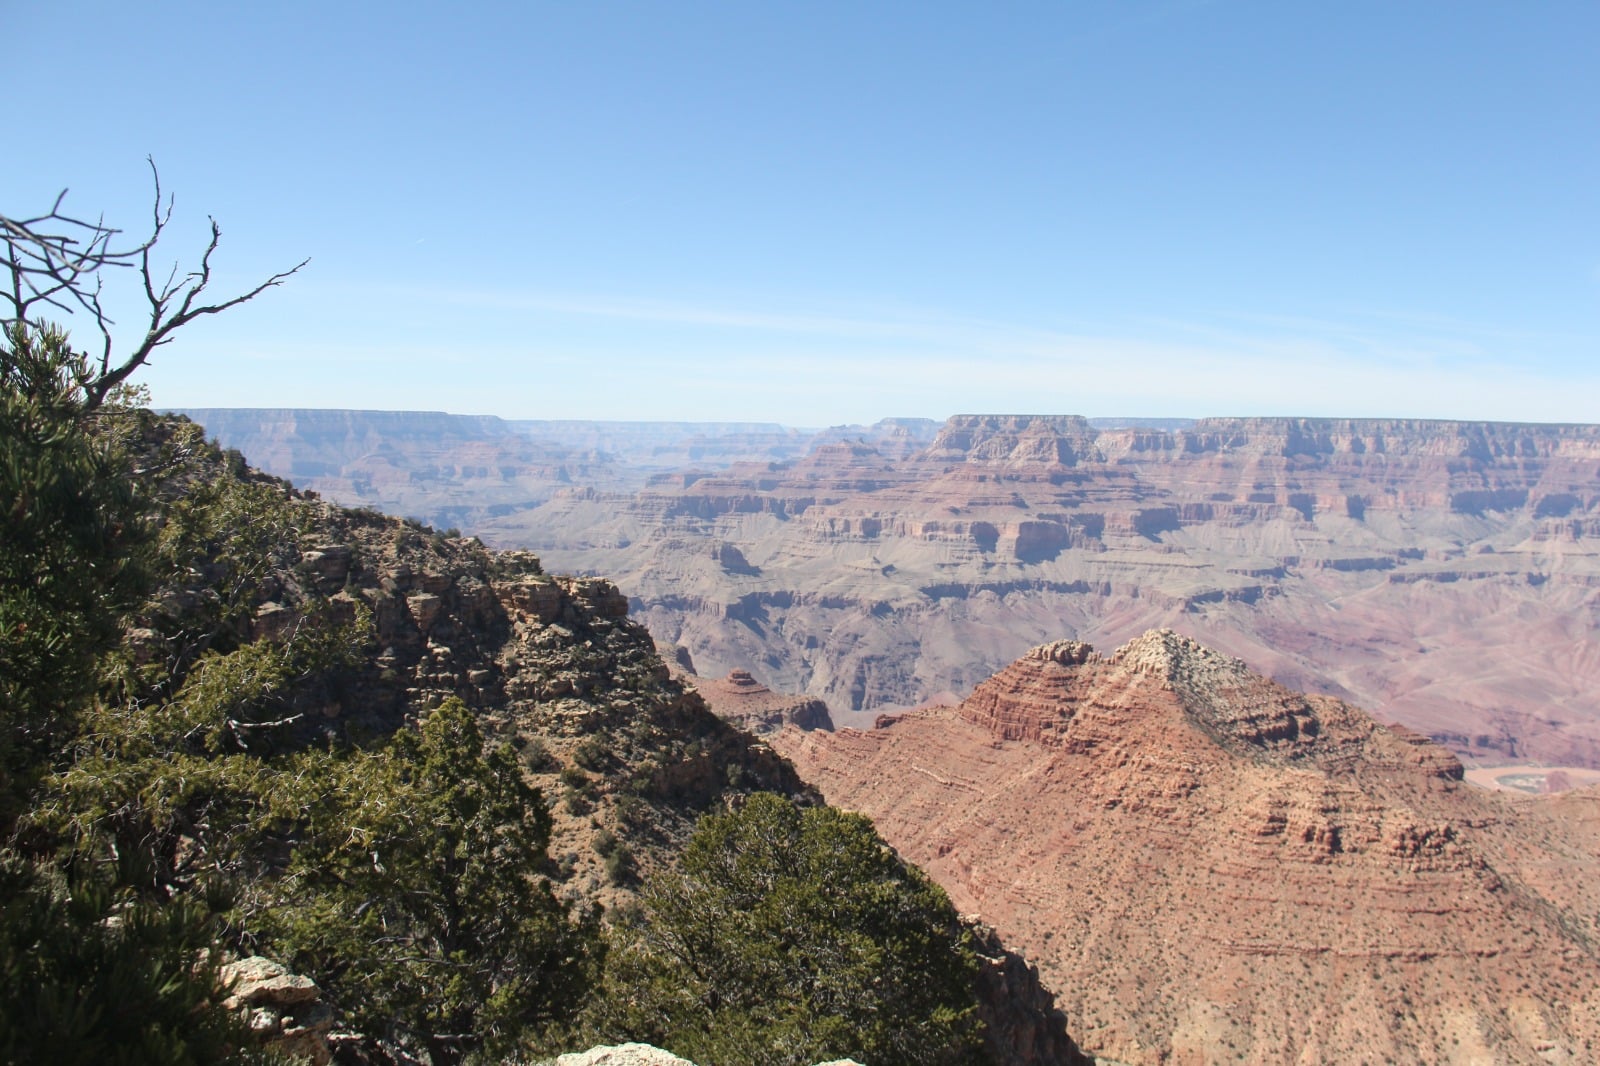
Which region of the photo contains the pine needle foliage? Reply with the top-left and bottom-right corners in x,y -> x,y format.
1,324 -> 267,1063
0,324 -> 151,827
0,853 -> 275,1066
263,698 -> 600,1065
592,792 -> 989,1066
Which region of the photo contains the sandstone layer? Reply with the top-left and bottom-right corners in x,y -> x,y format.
774,631 -> 1600,1065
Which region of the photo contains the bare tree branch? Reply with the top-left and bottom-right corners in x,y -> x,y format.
1,191 -> 135,328
2,158 -> 307,409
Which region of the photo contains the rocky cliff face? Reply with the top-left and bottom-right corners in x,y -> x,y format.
774,631 -> 1600,1065
139,420 -> 815,910
965,919 -> 1090,1066
479,413 -> 1600,769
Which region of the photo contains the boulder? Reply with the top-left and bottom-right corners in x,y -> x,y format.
220,956 -> 332,1066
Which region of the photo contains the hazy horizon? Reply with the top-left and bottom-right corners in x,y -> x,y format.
172,405 -> 1600,433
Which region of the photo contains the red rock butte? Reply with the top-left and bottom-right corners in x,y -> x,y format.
775,630 -> 1600,1065
690,668 -> 834,735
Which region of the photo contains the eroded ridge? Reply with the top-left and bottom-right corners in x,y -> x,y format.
775,630 -> 1600,1065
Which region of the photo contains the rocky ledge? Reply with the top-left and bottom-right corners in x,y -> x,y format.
690,668 -> 835,734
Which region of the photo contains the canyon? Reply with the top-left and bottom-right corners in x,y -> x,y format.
186,409 -> 1600,770
174,408 -> 1600,1063
178,409 -> 826,531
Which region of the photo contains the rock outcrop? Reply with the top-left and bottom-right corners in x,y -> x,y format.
555,1045 -> 698,1066
691,669 -> 834,734
774,631 -> 1600,1065
135,415 -> 818,927
221,956 -> 333,1066
965,918 -> 1091,1066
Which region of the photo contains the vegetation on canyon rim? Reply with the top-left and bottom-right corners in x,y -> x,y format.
0,183 -> 991,1063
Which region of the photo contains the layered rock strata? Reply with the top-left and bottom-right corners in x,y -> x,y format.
690,669 -> 834,734
775,631 -> 1600,1065
483,414 -> 1600,768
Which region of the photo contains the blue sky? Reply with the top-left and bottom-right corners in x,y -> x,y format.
7,1 -> 1596,425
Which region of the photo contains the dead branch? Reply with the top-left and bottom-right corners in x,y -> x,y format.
1,158 -> 306,409
1,189 -> 135,328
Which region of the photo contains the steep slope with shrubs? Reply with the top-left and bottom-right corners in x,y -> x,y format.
4,361 -> 1079,1063
0,182 -> 1068,1065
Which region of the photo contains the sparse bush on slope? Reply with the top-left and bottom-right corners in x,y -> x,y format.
2,178 -> 1029,1066
263,697 -> 600,1064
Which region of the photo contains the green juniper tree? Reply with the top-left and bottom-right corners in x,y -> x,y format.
263,698 -> 599,1065
592,792 -> 990,1066
1,180 -> 301,1063
0,324 -> 152,828
5,175 -> 606,1066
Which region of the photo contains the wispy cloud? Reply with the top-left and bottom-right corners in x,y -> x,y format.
432,287 -> 1001,346
155,281 -> 1599,424
431,282 -> 1587,375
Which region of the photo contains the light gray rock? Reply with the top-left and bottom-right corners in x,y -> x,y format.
554,1046 -> 697,1066
220,956 -> 332,1065
221,956 -> 319,1008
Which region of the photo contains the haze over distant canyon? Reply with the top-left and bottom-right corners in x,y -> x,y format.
183,409 -> 1600,772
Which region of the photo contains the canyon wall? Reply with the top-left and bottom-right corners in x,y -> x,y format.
489,415 -> 1600,767
189,411 -> 1600,768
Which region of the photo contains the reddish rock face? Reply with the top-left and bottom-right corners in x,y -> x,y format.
691,669 -> 834,734
774,631 -> 1600,1066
